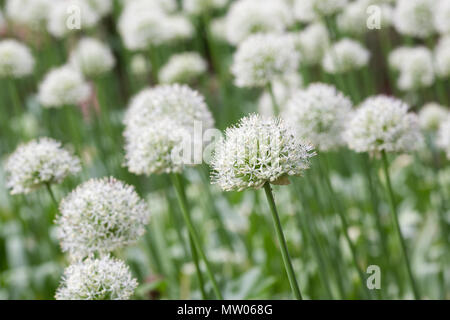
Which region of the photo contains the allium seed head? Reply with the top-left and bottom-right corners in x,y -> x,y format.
322,38 -> 370,74
393,0 -> 436,38
437,116 -> 450,159
0,39 -> 35,78
159,52 -> 207,84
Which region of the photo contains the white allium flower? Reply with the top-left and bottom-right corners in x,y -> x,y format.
5,0 -> 50,29
418,102 -> 449,131
183,0 -> 228,15
293,0 -> 348,23
211,114 -> 315,192
225,0 -> 293,45
159,52 -> 207,84
210,17 -> 227,42
56,177 -> 150,259
4,137 -> 81,195
232,33 -> 300,88
0,39 -> 35,78
120,0 -> 178,13
437,116 -> 450,159
322,38 -> 370,74
38,65 -> 91,108
434,0 -> 450,34
393,0 -> 436,38
86,0 -> 113,17
434,36 -> 450,78
164,14 -> 195,42
130,54 -> 151,76
294,22 -> 329,66
344,95 -> 422,154
69,37 -> 116,78
55,256 -> 138,300
284,83 -> 353,151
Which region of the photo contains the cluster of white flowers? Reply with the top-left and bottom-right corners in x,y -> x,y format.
393,0 -> 435,39
344,95 -> 422,154
55,255 -> 138,300
5,0 -> 50,29
389,46 -> 435,90
322,38 -> 370,74
4,137 -> 81,195
123,84 -> 214,175
418,102 -> 449,131
56,177 -> 150,259
69,37 -> 115,78
293,0 -> 348,23
294,23 -> 329,66
434,36 -> 450,78
232,33 -> 300,88
38,65 -> 91,108
0,39 -> 35,78
437,116 -> 450,159
225,0 -> 293,45
159,52 -> 207,84
211,114 -> 315,192
130,54 -> 151,76
434,0 -> 450,35
284,83 -> 353,151
183,0 -> 228,15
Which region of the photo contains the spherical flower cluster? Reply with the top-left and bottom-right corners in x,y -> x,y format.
123,84 -> 214,175
434,0 -> 450,34
130,54 -> 151,76
69,37 -> 116,78
418,102 -> 449,131
293,0 -> 348,23
294,23 -> 329,66
5,0 -> 50,29
322,38 -> 370,74
56,177 -> 150,259
0,39 -> 35,78
55,256 -> 138,300
225,0 -> 293,45
434,36 -> 450,78
437,116 -> 450,159
4,137 -> 81,195
393,0 -> 435,39
183,0 -> 228,15
284,83 -> 353,151
210,17 -> 227,42
159,52 -> 207,84
344,95 -> 422,154
232,33 -> 300,88
211,114 -> 315,192
38,65 -> 91,108
86,0 -> 113,17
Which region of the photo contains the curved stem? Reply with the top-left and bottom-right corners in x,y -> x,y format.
45,182 -> 57,207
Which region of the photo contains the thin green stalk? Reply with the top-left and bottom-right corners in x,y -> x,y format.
170,173 -> 223,300
189,234 -> 208,299
263,183 -> 302,300
44,183 -> 57,207
381,151 -> 420,299
267,82 -> 280,116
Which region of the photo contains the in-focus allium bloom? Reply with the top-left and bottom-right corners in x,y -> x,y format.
293,0 -> 348,23
69,37 -> 115,78
211,114 -> 315,192
284,83 -> 353,151
437,116 -> 450,159
418,102 -> 449,131
159,52 -> 207,84
434,0 -> 450,34
0,39 -> 35,78
38,65 -> 91,108
232,33 -> 300,88
225,0 -> 293,45
322,38 -> 370,74
56,177 -> 150,258
55,256 -> 138,300
294,23 -> 329,66
4,137 -> 81,195
434,36 -> 450,78
393,0 -> 435,38
344,95 -> 422,154
183,0 -> 228,15
5,0 -> 50,29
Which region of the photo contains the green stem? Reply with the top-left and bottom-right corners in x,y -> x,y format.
267,82 -> 280,116
381,151 -> 420,299
45,182 -> 57,207
170,173 -> 223,300
263,183 -> 303,300
189,234 -> 208,299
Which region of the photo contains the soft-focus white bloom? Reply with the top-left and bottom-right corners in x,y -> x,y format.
232,33 -> 300,88
211,114 -> 315,191
56,177 -> 150,259
70,37 -> 115,77
322,38 -> 370,74
56,256 -> 138,300
293,0 -> 348,23
284,83 -> 353,151
434,0 -> 450,34
0,39 -> 35,78
434,36 -> 450,78
120,0 -> 178,12
86,0 -> 113,17
294,23 -> 329,66
210,16 -> 227,42
344,95 -> 422,154
418,102 -> 449,131
5,0 -> 50,29
4,137 -> 81,195
130,54 -> 151,76
159,52 -> 207,84
38,65 -> 91,108
393,0 -> 435,38
183,0 -> 228,15
437,116 -> 450,158
225,0 -> 293,45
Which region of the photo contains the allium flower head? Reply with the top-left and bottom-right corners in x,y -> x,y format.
183,0 -> 228,15
294,23 -> 329,66
284,83 -> 353,151
5,0 -> 51,29
322,38 -> 370,74
69,37 -> 115,78
437,116 -> 450,159
0,39 -> 35,78
344,95 -> 422,154
5,137 -> 81,195
38,65 -> 91,108
393,0 -> 435,38
211,114 -> 315,192
55,256 -> 137,300
434,0 -> 450,34
130,54 -> 151,76
225,0 -> 293,45
293,0 -> 348,23
159,52 -> 207,84
232,33 -> 300,88
418,102 -> 449,131
86,0 -> 113,17
56,177 -> 150,259
434,36 -> 450,78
